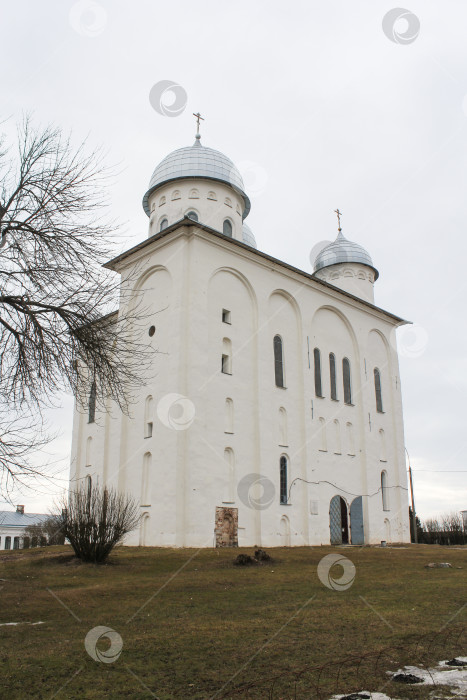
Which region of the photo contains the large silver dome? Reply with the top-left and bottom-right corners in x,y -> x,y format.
242,223 -> 257,249
142,139 -> 251,218
313,231 -> 379,280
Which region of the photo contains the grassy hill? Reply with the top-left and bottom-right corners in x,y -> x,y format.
0,544 -> 466,699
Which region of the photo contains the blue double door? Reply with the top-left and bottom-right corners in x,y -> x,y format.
329,495 -> 364,545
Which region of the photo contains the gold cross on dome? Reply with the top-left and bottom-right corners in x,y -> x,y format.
334,208 -> 342,231
193,112 -> 204,137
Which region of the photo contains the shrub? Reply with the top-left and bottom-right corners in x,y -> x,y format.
54,483 -> 140,563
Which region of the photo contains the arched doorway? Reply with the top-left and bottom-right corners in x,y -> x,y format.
350,496 -> 364,545
139,512 -> 150,546
330,495 -> 349,545
280,515 -> 291,546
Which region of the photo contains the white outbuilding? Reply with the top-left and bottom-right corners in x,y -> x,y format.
69,125 -> 411,548
0,506 -> 49,549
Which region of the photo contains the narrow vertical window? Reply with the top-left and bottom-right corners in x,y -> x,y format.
85,475 -> 92,510
381,470 -> 389,511
273,335 -> 285,388
280,456 -> 288,504
346,422 -> 355,456
225,398 -> 234,433
343,358 -> 352,405
279,407 -> 288,446
159,218 -> 168,231
222,338 -> 232,374
314,348 -> 322,397
333,419 -> 341,454
329,353 -> 337,400
88,381 -> 96,423
85,437 -> 92,467
223,220 -> 233,237
5,536 -> 11,550
144,396 -> 153,438
141,452 -> 152,505
319,417 -> 327,451
379,429 -> 387,462
223,448 -> 235,502
374,368 -> 383,413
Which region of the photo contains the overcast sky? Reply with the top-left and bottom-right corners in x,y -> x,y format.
2,0 -> 466,520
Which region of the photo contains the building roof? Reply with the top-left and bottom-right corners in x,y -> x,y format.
104,217 -> 409,326
0,511 -> 50,528
314,230 -> 379,280
242,223 -> 257,249
142,138 -> 251,219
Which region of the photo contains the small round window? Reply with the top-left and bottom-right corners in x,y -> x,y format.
148,325 -> 156,337
186,211 -> 198,221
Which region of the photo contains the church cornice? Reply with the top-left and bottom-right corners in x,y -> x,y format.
104,218 -> 409,327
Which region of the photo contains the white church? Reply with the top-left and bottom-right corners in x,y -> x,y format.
69,120 -> 411,548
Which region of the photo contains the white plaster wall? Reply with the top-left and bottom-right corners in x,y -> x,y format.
0,526 -> 29,548
147,179 -> 244,242
69,224 -> 410,548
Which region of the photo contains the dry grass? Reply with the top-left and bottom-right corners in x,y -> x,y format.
0,544 -> 466,699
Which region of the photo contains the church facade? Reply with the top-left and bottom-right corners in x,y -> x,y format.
69,127 -> 411,548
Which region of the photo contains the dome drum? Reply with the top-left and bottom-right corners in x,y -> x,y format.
146,178 -> 258,246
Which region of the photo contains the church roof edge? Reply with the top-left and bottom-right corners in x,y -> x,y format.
104,219 -> 409,326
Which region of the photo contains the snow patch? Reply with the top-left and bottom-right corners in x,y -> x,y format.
389,662 -> 467,695
331,694 -> 400,700
332,658 -> 467,700
0,621 -> 45,627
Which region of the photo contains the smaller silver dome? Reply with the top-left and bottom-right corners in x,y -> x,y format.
242,223 -> 257,249
313,231 -> 378,280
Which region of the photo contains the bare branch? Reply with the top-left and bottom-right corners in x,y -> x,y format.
0,117 -> 155,494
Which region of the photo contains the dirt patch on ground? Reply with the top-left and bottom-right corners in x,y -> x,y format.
0,547 -> 69,564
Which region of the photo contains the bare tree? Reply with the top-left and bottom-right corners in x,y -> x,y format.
0,117 -> 152,494
54,482 -> 140,563
424,517 -> 441,533
441,511 -> 463,534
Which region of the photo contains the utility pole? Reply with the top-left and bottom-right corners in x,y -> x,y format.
406,447 -> 417,543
